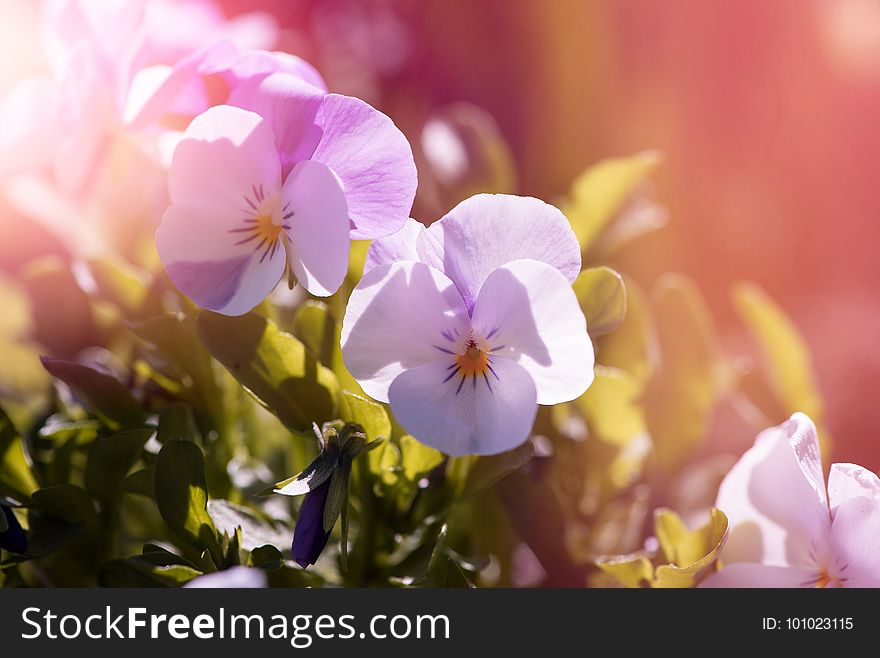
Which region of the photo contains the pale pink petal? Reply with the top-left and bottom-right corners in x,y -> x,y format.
341,261 -> 469,401
470,259 -> 594,405
53,43 -> 116,195
168,105 -> 280,210
829,495 -> 880,587
157,202 -> 286,316
139,0 -> 276,63
388,356 -> 537,456
228,71 -> 326,178
418,194 -> 582,310
124,41 -> 238,130
221,13 -> 280,53
42,0 -> 147,76
828,463 -> 880,512
209,50 -> 327,92
311,93 -> 417,240
717,413 -> 830,568
700,564 -> 817,588
364,218 -> 425,272
282,160 -> 350,297
0,78 -> 60,178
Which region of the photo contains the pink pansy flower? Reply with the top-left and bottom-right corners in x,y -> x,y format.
225,70 -> 418,240
341,194 -> 593,456
702,412 -> 880,588
0,0 -> 283,190
156,76 -> 417,313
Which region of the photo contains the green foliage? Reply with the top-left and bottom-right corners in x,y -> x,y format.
196,311 -> 339,431
643,275 -> 722,472
0,407 -> 38,501
573,267 -> 627,337
40,357 -> 145,429
596,508 -> 728,588
0,152 -> 833,590
154,440 -> 221,564
732,282 -> 832,457
85,429 -> 152,501
563,151 -> 663,257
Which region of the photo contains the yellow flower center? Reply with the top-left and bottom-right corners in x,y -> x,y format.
229,184 -> 294,263
254,211 -> 283,244
455,338 -> 490,377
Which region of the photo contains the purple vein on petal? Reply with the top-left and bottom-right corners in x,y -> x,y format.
442,367 -> 460,384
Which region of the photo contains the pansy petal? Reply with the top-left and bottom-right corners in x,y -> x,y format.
828,463 -> 880,512
157,202 -> 286,316
700,564 -> 816,588
124,40 -> 238,130
291,476 -> 333,568
169,105 -> 281,210
228,71 -> 326,178
471,259 -> 594,405
282,160 -> 350,297
388,356 -> 537,456
341,261 -> 469,401
364,218 -> 425,272
419,194 -> 582,310
209,49 -> 327,92
53,43 -> 116,195
311,93 -> 417,240
716,413 -> 829,568
828,494 -> 880,587
0,77 -> 60,178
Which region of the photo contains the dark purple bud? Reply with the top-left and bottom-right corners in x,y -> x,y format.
291,477 -> 332,568
0,505 -> 27,554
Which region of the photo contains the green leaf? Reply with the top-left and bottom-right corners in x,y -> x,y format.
573,267 -> 627,337
123,468 -> 154,497
84,428 -> 152,500
425,524 -> 472,588
206,499 -> 288,551
573,366 -> 646,446
30,484 -> 98,526
563,151 -> 660,253
322,461 -> 351,534
594,277 -> 655,386
101,557 -> 203,587
652,508 -> 728,588
154,439 -> 220,561
644,275 -> 721,472
339,392 -> 391,479
595,553 -> 654,588
0,406 -> 38,501
0,276 -> 50,400
249,544 -> 283,570
338,391 -> 391,442
196,311 -> 339,431
294,301 -> 362,394
732,282 -> 830,453
141,543 -> 198,569
40,357 -> 145,429
133,313 -> 224,424
85,256 -> 148,316
464,441 -> 534,495
157,403 -> 200,444
399,435 -> 444,483
1,507 -> 84,564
